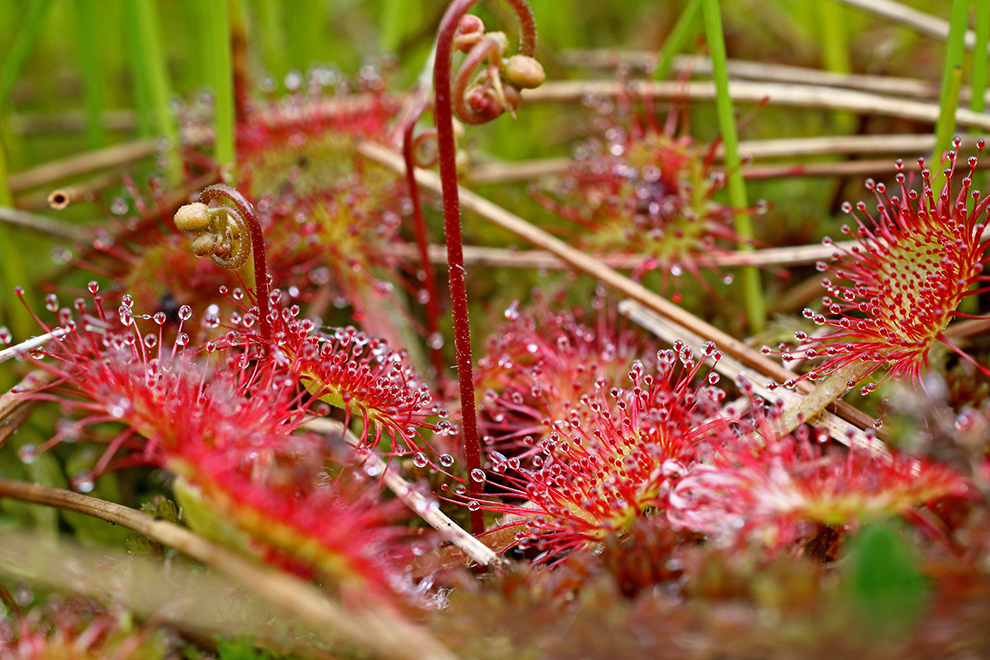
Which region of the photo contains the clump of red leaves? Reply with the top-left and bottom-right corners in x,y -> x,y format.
236,66 -> 402,198
533,79 -> 741,299
779,140 -> 990,391
14,287 -> 430,605
233,64 -> 421,345
169,426 -> 416,604
462,305 -> 975,577
474,301 -> 657,454
462,342 -> 731,560
668,426 -> 974,551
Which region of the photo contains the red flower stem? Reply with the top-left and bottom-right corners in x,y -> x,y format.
434,0 -> 537,536
199,183 -> 272,340
402,102 -> 446,384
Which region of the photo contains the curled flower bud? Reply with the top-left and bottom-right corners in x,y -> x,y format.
173,199 -> 250,269
411,130 -> 439,168
190,232 -> 226,258
464,83 -> 508,124
172,183 -> 273,339
173,202 -> 212,232
485,30 -> 510,55
452,14 -> 486,52
452,29 -> 536,125
503,54 -> 545,89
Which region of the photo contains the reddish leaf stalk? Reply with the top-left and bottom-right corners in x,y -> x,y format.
434,0 -> 538,536
199,184 -> 273,340
402,102 -> 446,383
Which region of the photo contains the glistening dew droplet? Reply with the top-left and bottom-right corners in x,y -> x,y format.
70,470 -> 95,493
17,444 -> 37,464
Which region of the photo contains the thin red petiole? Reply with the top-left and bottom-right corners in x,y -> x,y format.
434,0 -> 538,536
402,102 -> 447,385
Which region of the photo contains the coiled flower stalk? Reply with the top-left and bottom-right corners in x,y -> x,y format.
432,0 -> 545,535
174,184 -> 273,340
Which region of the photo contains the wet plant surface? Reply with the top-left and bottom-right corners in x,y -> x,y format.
1,1 -> 990,658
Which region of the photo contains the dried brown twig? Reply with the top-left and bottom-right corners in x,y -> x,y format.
833,0 -> 990,51
7,140 -> 159,192
467,135 -> 988,185
0,207 -> 91,242
0,532 -> 334,660
524,80 -> 990,131
382,240 -> 857,270
561,52 -> 988,102
11,170 -> 124,211
0,371 -> 57,447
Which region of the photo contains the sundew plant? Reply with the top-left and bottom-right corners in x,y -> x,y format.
3,0 -> 990,658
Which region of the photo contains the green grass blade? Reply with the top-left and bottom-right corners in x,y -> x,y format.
928,0 -> 969,193
284,0 -> 325,74
818,0 -> 853,132
0,0 -> 54,108
75,0 -> 108,149
254,0 -> 288,83
0,131 -> 9,210
133,0 -> 182,183
702,0 -> 765,332
973,0 -> 990,191
818,0 -> 850,73
123,2 -> 153,137
380,0 -> 407,53
972,0 -> 989,118
652,0 -> 703,81
206,0 -> 236,175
